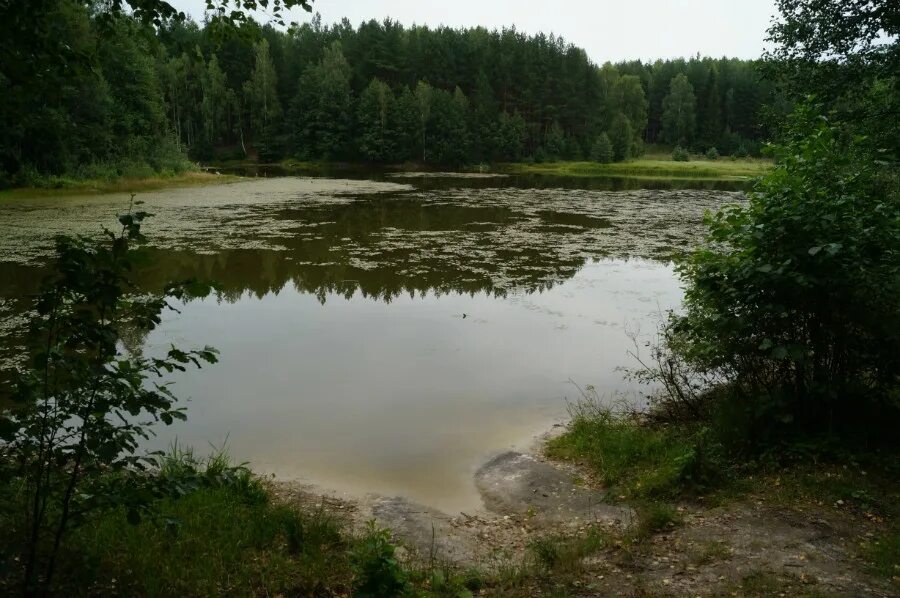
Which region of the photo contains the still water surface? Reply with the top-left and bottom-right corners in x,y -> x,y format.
0,175 -> 742,512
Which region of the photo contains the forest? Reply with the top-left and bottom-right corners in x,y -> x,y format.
1,2 -> 776,185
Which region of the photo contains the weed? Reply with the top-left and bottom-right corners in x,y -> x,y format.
633,502 -> 681,540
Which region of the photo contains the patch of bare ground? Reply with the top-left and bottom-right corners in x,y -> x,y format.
267,435 -> 895,596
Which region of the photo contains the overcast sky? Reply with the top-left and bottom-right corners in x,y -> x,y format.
169,0 -> 778,63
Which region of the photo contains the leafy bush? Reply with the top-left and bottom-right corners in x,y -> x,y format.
705,147 -> 719,160
670,105 -> 900,442
591,133 -> 613,164
351,522 -> 409,597
672,146 -> 690,161
0,209 -> 217,593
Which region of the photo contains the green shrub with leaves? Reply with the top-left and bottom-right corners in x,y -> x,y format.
672,146 -> 690,161
0,203 -> 217,593
591,133 -> 614,164
351,522 -> 410,597
671,105 -> 900,443
705,147 -> 719,160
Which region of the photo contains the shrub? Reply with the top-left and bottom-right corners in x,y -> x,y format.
351,522 -> 409,597
672,146 -> 690,161
705,147 -> 719,160
591,133 -> 613,164
670,105 -> 900,443
0,210 -> 217,593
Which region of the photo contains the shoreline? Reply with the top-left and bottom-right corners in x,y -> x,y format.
267,418 -> 894,596
208,156 -> 772,182
0,171 -> 244,200
1,157 -> 770,199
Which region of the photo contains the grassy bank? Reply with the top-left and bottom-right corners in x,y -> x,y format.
0,450 -> 481,597
0,171 -> 243,200
496,156 -> 772,181
544,399 -> 900,590
209,155 -> 772,182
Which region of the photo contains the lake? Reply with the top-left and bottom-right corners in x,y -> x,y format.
0,174 -> 744,513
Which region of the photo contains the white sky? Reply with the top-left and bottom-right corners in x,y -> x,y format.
169,0 -> 778,63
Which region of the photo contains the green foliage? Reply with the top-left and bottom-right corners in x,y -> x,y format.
357,78 -> 397,162
425,87 -> 472,166
608,113 -> 634,162
765,0 -> 899,157
672,146 -> 690,161
494,111 -> 528,161
671,105 -> 900,442
662,73 -> 697,146
591,133 -> 614,164
705,146 -> 719,160
546,396 -> 724,499
543,122 -> 566,161
1,6 -> 774,180
634,503 -> 681,539
351,522 -> 410,597
0,209 -> 217,593
865,527 -> 900,578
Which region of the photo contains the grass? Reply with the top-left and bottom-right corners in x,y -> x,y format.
496,155 -> 772,181
208,152 -> 772,182
0,171 -> 242,199
0,447 -> 486,597
547,393 -> 900,586
545,402 -> 701,500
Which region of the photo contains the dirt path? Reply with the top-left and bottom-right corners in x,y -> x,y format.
270,438 -> 894,597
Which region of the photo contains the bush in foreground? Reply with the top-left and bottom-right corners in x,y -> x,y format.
671,105 -> 899,446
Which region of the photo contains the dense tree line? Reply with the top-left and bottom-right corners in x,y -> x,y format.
0,3 -> 777,184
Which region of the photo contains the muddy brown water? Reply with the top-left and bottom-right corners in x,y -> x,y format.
0,174 -> 746,513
